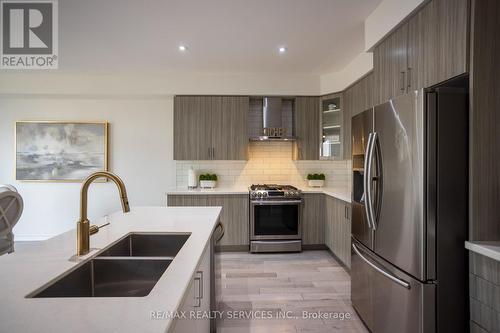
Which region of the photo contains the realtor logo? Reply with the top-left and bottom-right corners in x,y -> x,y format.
1,0 -> 58,69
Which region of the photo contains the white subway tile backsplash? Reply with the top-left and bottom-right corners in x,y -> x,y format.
175,141 -> 351,189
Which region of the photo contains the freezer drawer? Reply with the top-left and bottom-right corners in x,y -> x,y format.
351,240 -> 435,333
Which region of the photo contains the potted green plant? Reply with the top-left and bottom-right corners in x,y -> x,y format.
307,173 -> 325,187
199,174 -> 218,189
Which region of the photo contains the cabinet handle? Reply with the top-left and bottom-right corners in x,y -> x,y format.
208,147 -> 211,160
198,271 -> 204,300
216,221 -> 225,244
194,271 -> 203,307
344,206 -> 350,220
407,67 -> 412,91
212,147 -> 215,160
400,71 -> 406,92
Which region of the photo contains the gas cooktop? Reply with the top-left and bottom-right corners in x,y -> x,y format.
249,184 -> 301,200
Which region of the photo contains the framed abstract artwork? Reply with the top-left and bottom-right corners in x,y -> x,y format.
15,121 -> 108,181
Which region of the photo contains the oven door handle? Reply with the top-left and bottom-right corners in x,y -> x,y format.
250,200 -> 302,205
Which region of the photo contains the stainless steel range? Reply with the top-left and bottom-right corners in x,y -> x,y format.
249,184 -> 302,253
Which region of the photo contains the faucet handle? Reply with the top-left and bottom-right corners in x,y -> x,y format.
89,224 -> 99,235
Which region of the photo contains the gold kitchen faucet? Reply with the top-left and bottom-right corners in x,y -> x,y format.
76,171 -> 130,255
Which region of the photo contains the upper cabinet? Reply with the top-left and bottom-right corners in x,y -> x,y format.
339,72 -> 374,159
212,96 -> 249,160
174,96 -> 212,160
293,97 -> 320,160
374,0 -> 468,104
354,72 -> 374,117
373,23 -> 408,105
342,90 -> 352,160
434,0 -> 468,84
408,0 -> 468,89
320,93 -> 344,160
174,96 -> 249,160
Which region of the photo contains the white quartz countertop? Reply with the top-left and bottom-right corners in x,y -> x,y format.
465,241 -> 500,262
166,186 -> 351,203
300,187 -> 351,203
0,206 -> 221,333
166,186 -> 249,195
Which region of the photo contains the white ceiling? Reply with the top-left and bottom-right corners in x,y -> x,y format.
59,0 -> 381,75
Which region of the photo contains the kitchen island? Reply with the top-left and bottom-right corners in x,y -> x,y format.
0,206 -> 221,333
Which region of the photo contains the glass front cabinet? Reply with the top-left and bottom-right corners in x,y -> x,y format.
320,94 -> 343,159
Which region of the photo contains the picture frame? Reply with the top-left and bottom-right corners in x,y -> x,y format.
15,121 -> 109,182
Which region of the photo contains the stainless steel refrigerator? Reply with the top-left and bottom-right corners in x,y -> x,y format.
351,83 -> 468,333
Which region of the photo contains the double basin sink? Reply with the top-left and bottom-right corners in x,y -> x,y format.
28,233 -> 190,298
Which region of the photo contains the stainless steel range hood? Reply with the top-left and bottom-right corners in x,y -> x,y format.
249,97 -> 296,141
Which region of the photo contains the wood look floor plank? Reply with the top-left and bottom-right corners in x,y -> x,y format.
216,251 -> 368,333
226,272 -> 278,278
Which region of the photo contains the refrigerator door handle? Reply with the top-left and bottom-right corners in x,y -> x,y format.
363,133 -> 374,229
371,133 -> 383,230
366,132 -> 377,230
352,243 -> 411,289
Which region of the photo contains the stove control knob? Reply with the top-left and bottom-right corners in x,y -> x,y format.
263,192 -> 268,197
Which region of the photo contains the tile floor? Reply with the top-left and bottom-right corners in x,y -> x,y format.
215,250 -> 368,333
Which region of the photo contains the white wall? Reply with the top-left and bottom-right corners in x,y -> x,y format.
365,0 -> 425,50
0,95 -> 174,240
320,52 -> 374,94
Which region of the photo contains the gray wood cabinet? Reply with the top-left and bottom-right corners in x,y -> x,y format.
174,96 -> 212,160
342,90 -> 352,159
211,96 -> 249,160
325,196 -> 351,268
407,0 -> 468,90
293,97 -> 320,160
469,0 -> 500,240
342,72 -> 374,158
301,193 -> 325,245
407,2 -> 431,91
374,0 -> 468,103
355,72 -> 374,117
374,23 -> 408,104
171,242 -> 211,333
435,0 -> 468,84
167,194 -> 249,247
174,96 -> 249,160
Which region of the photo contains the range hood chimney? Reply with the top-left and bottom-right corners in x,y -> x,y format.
250,97 -> 296,141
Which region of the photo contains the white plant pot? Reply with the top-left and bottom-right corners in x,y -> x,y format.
308,180 -> 324,188
199,180 -> 217,189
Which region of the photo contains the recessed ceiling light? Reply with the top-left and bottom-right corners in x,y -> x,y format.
178,45 -> 187,52
278,46 -> 287,54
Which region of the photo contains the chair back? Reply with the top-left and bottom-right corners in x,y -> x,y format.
0,185 -> 23,255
